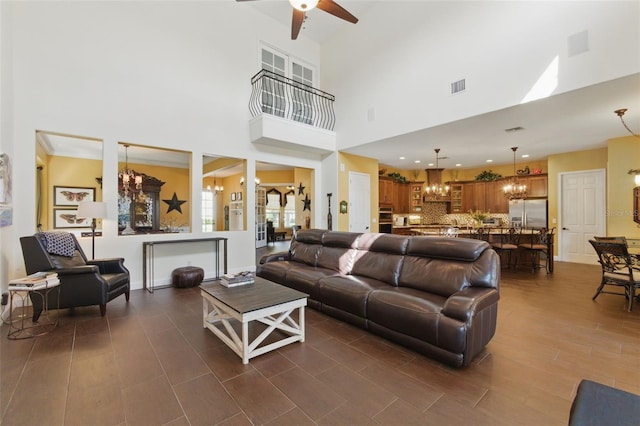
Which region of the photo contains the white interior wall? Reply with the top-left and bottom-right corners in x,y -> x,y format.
4,1 -> 639,290
0,1 -> 14,291
4,1 -> 325,289
321,1 -> 640,149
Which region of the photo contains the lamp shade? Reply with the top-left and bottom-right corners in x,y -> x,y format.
77,201 -> 107,219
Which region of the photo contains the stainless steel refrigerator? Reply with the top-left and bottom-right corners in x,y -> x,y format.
509,199 -> 547,229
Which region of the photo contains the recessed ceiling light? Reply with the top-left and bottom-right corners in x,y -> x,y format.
414,160 -> 421,163
486,159 -> 493,163
399,156 -> 405,160
522,154 -> 529,158
456,164 -> 462,167
428,162 -> 435,167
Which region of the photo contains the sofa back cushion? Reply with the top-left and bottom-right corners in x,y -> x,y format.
289,229 -> 325,266
356,233 -> 409,254
351,251 -> 404,286
399,256 -> 470,296
289,240 -> 320,266
406,237 -> 488,261
400,237 -> 499,296
315,231 -> 361,274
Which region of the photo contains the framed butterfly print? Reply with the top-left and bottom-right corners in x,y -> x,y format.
54,186 -> 96,206
53,208 -> 92,229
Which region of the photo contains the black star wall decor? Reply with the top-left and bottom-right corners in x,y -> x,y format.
297,182 -> 305,195
302,194 -> 311,211
163,192 -> 187,214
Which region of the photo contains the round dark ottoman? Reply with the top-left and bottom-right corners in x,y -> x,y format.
171,266 -> 204,288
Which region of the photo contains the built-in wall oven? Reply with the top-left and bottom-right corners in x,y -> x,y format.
379,206 -> 393,234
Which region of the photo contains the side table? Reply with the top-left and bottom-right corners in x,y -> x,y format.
7,282 -> 61,340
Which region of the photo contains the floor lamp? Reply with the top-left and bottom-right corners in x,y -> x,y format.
77,201 -> 107,259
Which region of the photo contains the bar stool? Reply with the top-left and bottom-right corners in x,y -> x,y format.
519,227 -> 555,273
491,227 -> 520,269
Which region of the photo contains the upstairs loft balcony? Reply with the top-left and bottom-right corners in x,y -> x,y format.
248,69 -> 337,155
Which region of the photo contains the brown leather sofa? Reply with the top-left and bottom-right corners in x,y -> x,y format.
257,229 -> 500,367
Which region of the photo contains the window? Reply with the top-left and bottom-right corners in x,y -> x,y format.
202,190 -> 215,232
260,45 -> 316,125
266,193 -> 281,228
284,192 -> 296,227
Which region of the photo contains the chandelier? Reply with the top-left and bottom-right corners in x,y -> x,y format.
119,144 -> 142,196
503,147 -> 527,200
424,148 -> 450,201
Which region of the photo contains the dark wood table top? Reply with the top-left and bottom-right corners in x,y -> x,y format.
200,277 -> 308,314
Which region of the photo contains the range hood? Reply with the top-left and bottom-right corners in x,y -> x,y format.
423,168 -> 450,202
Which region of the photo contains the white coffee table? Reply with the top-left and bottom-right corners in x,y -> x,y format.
200,277 -> 308,364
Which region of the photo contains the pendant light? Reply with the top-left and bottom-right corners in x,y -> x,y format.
503,147 -> 527,200
424,148 -> 450,201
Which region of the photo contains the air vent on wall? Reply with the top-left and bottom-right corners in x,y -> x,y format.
450,79 -> 466,94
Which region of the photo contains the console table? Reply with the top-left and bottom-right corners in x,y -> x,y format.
143,237 -> 228,293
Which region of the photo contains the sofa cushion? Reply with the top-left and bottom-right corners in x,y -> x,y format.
366,287 -> 447,347
256,260 -> 294,283
285,265 -> 339,300
318,275 -> 388,317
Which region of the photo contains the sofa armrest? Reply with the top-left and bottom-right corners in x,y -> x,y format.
259,251 -> 291,264
442,287 -> 500,322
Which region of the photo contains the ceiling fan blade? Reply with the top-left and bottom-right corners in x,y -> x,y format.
291,9 -> 305,40
317,0 -> 358,24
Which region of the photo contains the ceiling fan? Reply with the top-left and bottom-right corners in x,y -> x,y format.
237,0 -> 358,40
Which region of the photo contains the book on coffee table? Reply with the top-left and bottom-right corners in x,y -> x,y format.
220,272 -> 254,287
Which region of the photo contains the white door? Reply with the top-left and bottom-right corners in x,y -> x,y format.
229,201 -> 243,231
348,172 -> 371,233
255,187 -> 266,248
559,169 -> 605,264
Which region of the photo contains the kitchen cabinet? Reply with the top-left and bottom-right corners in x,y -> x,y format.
393,182 -> 410,213
524,175 -> 548,198
485,181 -> 509,213
379,177 -> 394,205
410,182 -> 424,212
379,178 -> 411,213
463,182 -> 487,212
449,183 -> 463,213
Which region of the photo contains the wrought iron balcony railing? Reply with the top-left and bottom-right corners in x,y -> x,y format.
249,69 -> 336,131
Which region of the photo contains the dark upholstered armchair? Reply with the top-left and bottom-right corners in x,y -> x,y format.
20,232 -> 130,320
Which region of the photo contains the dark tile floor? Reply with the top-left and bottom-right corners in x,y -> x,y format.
1,245 -> 639,425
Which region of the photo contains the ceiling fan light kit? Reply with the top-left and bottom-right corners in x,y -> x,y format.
289,0 -> 318,11
237,0 -> 358,40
